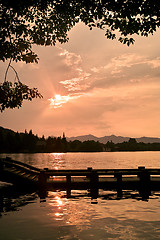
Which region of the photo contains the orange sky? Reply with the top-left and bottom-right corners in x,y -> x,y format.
1,23 -> 160,138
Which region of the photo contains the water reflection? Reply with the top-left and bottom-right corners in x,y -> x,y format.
49,153 -> 65,169
46,191 -> 92,230
1,186 -> 159,218
0,186 -> 38,215
2,151 -> 160,170
1,188 -> 160,239
0,153 -> 66,169
1,152 -> 160,239
48,194 -> 65,221
38,186 -> 152,203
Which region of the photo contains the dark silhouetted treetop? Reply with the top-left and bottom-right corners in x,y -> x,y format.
0,81 -> 43,112
1,0 -> 160,63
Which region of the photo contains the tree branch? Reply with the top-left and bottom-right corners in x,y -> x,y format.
4,58 -> 12,82
9,65 -> 20,82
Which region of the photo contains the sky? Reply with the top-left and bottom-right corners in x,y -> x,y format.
1,23 -> 160,138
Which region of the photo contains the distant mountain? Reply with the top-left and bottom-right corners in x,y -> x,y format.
67,134 -> 98,142
98,135 -> 130,144
67,134 -> 160,144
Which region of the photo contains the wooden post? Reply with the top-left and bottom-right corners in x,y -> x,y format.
0,194 -> 3,213
66,174 -> 71,198
90,170 -> 99,199
138,166 -> 145,171
39,170 -> 47,187
0,159 -> 3,171
87,167 -> 92,178
114,172 -> 122,198
38,170 -> 47,199
0,159 -> 3,180
138,166 -> 151,199
87,167 -> 92,171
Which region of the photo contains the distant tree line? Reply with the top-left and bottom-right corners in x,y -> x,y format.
0,128 -> 103,153
1,127 -> 160,153
105,138 -> 160,152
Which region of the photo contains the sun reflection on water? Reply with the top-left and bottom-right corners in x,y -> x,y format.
56,196 -> 63,205
47,192 -> 66,222
49,153 -> 65,169
47,191 -> 95,230
45,189 -> 160,239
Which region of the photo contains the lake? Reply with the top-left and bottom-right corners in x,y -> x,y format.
1,152 -> 160,240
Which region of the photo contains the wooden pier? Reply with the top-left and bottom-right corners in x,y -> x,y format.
1,157 -> 160,199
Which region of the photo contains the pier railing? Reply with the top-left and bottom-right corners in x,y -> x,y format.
0,157 -> 40,173
38,166 -> 160,198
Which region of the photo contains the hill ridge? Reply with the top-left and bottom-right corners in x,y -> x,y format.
67,134 -> 160,144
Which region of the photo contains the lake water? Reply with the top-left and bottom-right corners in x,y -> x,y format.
1,152 -> 160,240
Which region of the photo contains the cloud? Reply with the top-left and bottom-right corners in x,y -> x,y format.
47,48 -> 160,109
59,48 -> 82,67
57,47 -> 91,93
93,54 -> 150,76
149,57 -> 160,68
91,67 -> 100,73
84,53 -> 160,91
60,72 -> 91,92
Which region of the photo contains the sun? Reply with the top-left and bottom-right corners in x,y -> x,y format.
55,94 -> 62,101
49,94 -> 68,108
49,93 -> 77,108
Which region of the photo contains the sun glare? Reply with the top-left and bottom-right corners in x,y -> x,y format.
55,94 -> 62,101
49,94 -> 70,108
49,92 -> 82,109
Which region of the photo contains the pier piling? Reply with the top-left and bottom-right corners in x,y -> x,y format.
114,172 -> 122,198
138,167 -> 151,198
90,170 -> 99,199
39,169 -> 47,199
66,174 -> 72,197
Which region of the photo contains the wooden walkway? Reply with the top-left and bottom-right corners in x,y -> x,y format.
1,157 -> 160,199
